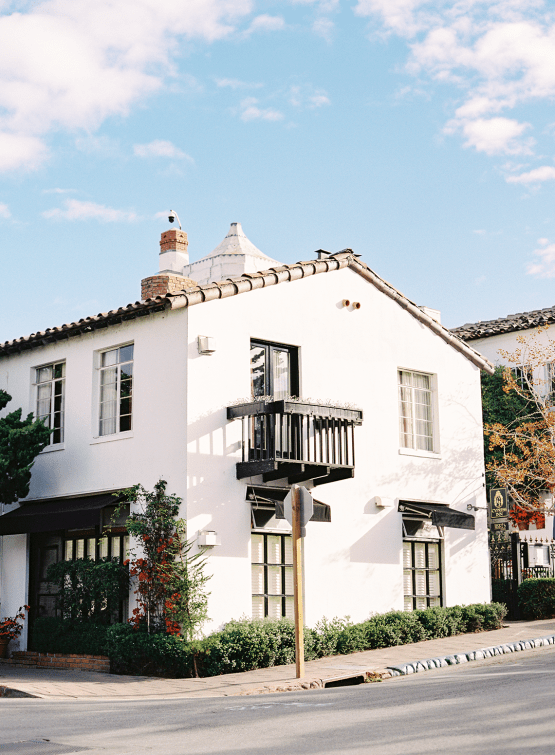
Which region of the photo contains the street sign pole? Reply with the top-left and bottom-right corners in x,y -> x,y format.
292,485 -> 305,679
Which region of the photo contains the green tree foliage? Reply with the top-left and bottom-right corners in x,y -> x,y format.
118,479 -> 211,640
0,389 -> 52,505
46,558 -> 129,624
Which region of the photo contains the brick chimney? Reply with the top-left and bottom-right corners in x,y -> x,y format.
141,229 -> 197,300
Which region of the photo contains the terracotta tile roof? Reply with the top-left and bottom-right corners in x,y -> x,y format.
0,251 -> 493,373
451,306 -> 555,342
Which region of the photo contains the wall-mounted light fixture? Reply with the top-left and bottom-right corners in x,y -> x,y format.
198,336 -> 216,355
198,530 -> 221,547
374,496 -> 394,508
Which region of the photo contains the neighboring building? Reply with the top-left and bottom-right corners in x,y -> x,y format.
452,307 -> 555,538
0,222 -> 493,650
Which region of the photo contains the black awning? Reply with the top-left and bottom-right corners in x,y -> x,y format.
0,493 -> 123,535
398,501 -> 475,531
246,485 -> 331,523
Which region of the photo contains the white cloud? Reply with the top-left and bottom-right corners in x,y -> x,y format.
42,187 -> 76,194
0,132 -> 49,172
42,199 -> 138,222
238,97 -> 284,122
355,1 -> 555,156
527,238 -> 555,278
312,17 -> 334,41
245,14 -> 285,34
133,140 -> 193,161
506,165 -> 555,184
289,84 -> 331,109
0,0 -> 253,172
215,78 -> 263,89
456,117 -> 534,155
0,203 -> 11,219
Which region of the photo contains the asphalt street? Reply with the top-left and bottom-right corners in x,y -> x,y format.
2,646 -> 555,755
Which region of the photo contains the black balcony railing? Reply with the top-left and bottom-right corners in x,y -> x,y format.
227,400 -> 363,486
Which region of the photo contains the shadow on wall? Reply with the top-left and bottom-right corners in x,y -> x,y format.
349,511 -> 401,565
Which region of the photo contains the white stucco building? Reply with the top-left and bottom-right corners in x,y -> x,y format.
0,222 -> 493,649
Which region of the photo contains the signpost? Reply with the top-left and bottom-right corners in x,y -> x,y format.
282,485 -> 313,679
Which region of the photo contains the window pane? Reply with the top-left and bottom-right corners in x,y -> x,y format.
252,565 -> 264,594
404,596 -> 413,612
76,540 -> 85,559
53,363 -> 65,379
415,570 -> 427,595
37,366 -> 52,383
272,350 -> 290,400
102,349 -> 118,367
267,566 -> 282,595
99,537 -> 109,559
285,597 -> 294,620
100,366 -> 117,385
119,414 -> 132,432
284,537 -> 293,565
251,534 -> 264,564
267,536 -> 281,565
38,383 -> 52,400
119,397 -> 132,417
267,597 -> 282,619
118,344 -> 134,364
112,536 -> 121,560
428,543 -> 439,570
250,345 -> 266,397
429,597 -> 441,608
100,418 -> 116,436
87,538 -> 96,560
100,400 -> 117,419
416,597 -> 427,610
101,384 -> 117,403
414,542 -> 426,568
65,541 -> 73,560
120,364 -> 133,380
428,570 -> 440,597
252,596 -> 264,620
403,570 -> 412,595
284,566 -> 294,595
403,543 -> 412,568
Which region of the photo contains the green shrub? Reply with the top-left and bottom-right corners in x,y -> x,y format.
30,617 -> 111,655
107,623 -> 195,677
518,579 -> 555,619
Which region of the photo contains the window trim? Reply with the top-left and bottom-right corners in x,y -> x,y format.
34,360 -> 66,448
398,368 -> 439,454
95,343 -> 134,438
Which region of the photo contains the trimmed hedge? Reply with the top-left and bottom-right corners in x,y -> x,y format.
31,617 -> 111,656
30,603 -> 507,678
518,579 -> 555,619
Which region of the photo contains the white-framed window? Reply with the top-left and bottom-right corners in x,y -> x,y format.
251,533 -> 294,620
398,370 -> 435,452
99,344 -> 133,436
35,362 -> 65,445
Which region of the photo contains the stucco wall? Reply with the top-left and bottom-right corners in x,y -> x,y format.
186,266 -> 490,629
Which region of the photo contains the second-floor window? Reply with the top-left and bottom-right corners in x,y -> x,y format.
99,344 -> 133,436
398,369 -> 435,452
250,340 -> 299,399
36,362 -> 65,445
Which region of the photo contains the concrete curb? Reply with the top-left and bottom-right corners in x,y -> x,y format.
386,633 -> 555,677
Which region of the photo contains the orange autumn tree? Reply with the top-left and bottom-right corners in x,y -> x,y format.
486,327 -> 555,528
117,480 -> 210,639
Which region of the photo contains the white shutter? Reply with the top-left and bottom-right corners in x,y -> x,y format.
404,596 -> 413,612
267,597 -> 282,619
99,537 -> 108,559
251,534 -> 264,564
403,570 -> 412,596
429,597 -> 440,608
403,542 -> 412,568
284,536 -> 293,565
428,570 -> 440,597
267,566 -> 282,595
267,536 -> 281,564
284,566 -> 294,595
65,540 -> 73,560
76,539 -> 85,559
251,565 -> 264,594
428,543 -> 439,570
415,542 -> 426,568
416,597 -> 427,610
87,538 -> 96,560
415,569 -> 427,595
285,597 -> 294,620
252,596 -> 264,619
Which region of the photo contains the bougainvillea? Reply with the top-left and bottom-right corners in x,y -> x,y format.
0,605 -> 30,641
117,480 -> 210,639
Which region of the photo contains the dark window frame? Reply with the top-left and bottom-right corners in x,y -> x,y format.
403,536 -> 443,611
251,532 -> 293,619
250,339 -> 299,399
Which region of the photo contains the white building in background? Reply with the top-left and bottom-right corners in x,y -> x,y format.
0,221 -> 493,650
453,308 -> 555,543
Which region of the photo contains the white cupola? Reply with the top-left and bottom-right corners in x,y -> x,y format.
182,222 -> 279,285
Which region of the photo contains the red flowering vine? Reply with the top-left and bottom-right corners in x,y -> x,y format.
116,480 -> 210,638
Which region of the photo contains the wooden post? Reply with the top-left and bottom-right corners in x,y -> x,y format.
292,485 -> 304,678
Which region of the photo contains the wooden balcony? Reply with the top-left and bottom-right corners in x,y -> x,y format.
227,399 -> 363,486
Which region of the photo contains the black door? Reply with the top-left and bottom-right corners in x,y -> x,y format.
28,532 -> 64,631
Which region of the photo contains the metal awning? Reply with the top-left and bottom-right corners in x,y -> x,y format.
246,485 -> 331,523
398,501 -> 475,531
0,493 -> 124,535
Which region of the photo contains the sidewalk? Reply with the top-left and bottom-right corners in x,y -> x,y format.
1,618 -> 555,701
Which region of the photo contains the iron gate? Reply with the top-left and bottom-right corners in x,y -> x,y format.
490,532 -> 555,618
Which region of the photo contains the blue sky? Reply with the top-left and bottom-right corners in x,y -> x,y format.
1,0 -> 555,343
